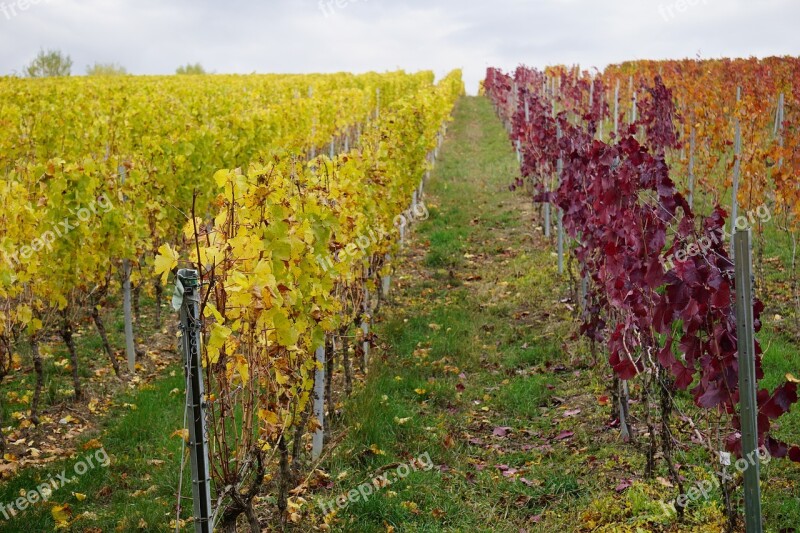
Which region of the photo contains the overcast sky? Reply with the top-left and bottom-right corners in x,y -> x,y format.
1,0 -> 797,93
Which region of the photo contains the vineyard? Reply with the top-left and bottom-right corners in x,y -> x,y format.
0,56 -> 797,533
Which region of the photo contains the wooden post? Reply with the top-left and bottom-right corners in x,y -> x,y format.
733,229 -> 764,533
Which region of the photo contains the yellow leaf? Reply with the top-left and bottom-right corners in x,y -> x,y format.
369,444 -> 386,456
213,169 -> 230,188
787,373 -> 800,384
82,439 -> 103,451
206,323 -> 232,365
182,217 -> 203,240
171,429 -> 189,443
203,302 -> 224,323
154,244 -> 179,285
51,504 -> 72,528
400,501 -> 419,514
233,355 -> 249,383
275,368 -> 289,386
258,409 -> 279,424
72,492 -> 87,501
17,305 -> 32,323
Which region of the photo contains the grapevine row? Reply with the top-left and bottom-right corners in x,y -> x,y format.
485,62 -> 798,524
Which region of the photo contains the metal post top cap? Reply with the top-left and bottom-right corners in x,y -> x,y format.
177,269 -> 200,281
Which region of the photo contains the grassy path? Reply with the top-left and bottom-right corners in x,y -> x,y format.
318,96 -> 595,532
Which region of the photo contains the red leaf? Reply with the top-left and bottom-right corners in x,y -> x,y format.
493,426 -> 513,438
760,383 -> 798,419
710,282 -> 731,309
554,430 -> 574,441
788,446 -> 800,463
615,479 -> 633,493
697,385 -> 727,408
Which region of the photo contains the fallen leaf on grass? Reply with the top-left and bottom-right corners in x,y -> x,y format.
52,504 -> 72,528
615,479 -> 634,493
401,501 -> 420,514
369,444 -> 386,456
554,430 -> 574,441
492,426 -> 512,438
82,439 -> 103,451
171,429 -> 189,443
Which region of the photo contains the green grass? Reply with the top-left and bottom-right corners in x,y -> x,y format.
0,368 -> 188,532
0,294 -> 194,532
